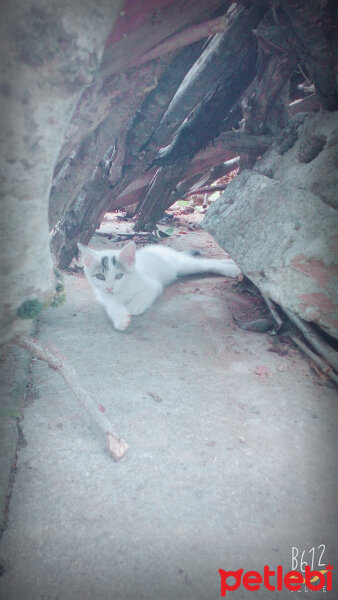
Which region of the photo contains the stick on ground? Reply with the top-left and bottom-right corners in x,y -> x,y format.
13,335 -> 129,461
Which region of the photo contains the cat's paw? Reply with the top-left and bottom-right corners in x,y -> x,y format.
127,285 -> 162,315
128,298 -> 150,316
128,303 -> 146,316
114,313 -> 131,331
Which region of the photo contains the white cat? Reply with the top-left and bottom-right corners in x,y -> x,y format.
78,242 -> 240,331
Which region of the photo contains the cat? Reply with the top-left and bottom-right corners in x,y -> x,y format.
78,242 -> 240,331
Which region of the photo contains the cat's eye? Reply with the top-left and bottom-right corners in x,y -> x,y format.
95,273 -> 105,281
115,273 -> 124,280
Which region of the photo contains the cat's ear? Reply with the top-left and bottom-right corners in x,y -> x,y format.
119,242 -> 136,269
77,243 -> 99,268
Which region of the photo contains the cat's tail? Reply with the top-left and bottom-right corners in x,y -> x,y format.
181,249 -> 201,257
176,253 -> 241,279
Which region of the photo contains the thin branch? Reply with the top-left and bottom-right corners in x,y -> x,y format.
262,296 -> 338,383
284,309 -> 338,373
261,293 -> 283,328
297,63 -> 312,87
185,184 -> 228,197
289,334 -> 338,385
114,231 -> 157,239
95,231 -> 156,239
13,335 -> 129,461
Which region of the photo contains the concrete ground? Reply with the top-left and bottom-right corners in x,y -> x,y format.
0,212 -> 337,599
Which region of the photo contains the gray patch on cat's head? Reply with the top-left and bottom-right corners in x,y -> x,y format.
111,255 -> 124,271
101,256 -> 108,272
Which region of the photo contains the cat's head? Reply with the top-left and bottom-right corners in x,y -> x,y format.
78,242 -> 136,295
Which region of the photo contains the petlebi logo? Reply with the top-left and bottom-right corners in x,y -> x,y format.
218,545 -> 333,596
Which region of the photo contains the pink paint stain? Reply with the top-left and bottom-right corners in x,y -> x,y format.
291,255 -> 338,286
105,0 -> 174,47
298,293 -> 336,312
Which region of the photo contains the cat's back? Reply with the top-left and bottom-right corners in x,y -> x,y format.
136,245 -> 178,285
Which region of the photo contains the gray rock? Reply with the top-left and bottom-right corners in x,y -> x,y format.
254,111 -> 338,209
203,165 -> 338,338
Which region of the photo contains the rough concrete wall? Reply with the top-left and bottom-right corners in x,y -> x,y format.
203,111 -> 338,339
0,0 -> 123,344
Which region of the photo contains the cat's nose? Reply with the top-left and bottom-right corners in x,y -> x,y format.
106,287 -> 113,293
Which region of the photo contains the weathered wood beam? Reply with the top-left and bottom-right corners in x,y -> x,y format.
150,3 -> 266,156
241,8 -> 296,136
50,146 -> 116,269
49,55 -> 172,229
50,4 -> 272,265
166,157 -> 240,203
111,158 -> 231,211
49,39 -> 210,262
134,162 -> 189,232
100,0 -> 228,79
128,162 -> 239,227
153,128 -> 273,169
280,0 -> 338,111
219,131 -> 274,153
56,1 -> 226,165
112,131 -> 271,211
243,53 -> 293,135
112,132 -> 268,211
49,33 -> 208,230
133,131 -> 272,230
233,7 -> 294,169
149,4 -> 266,168
171,173 -> 211,203
130,15 -> 229,68
51,5 -> 259,263
112,187 -> 146,212
121,40 -> 206,173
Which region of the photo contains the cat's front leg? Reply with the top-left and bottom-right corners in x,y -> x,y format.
104,298 -> 131,331
127,281 -> 163,316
